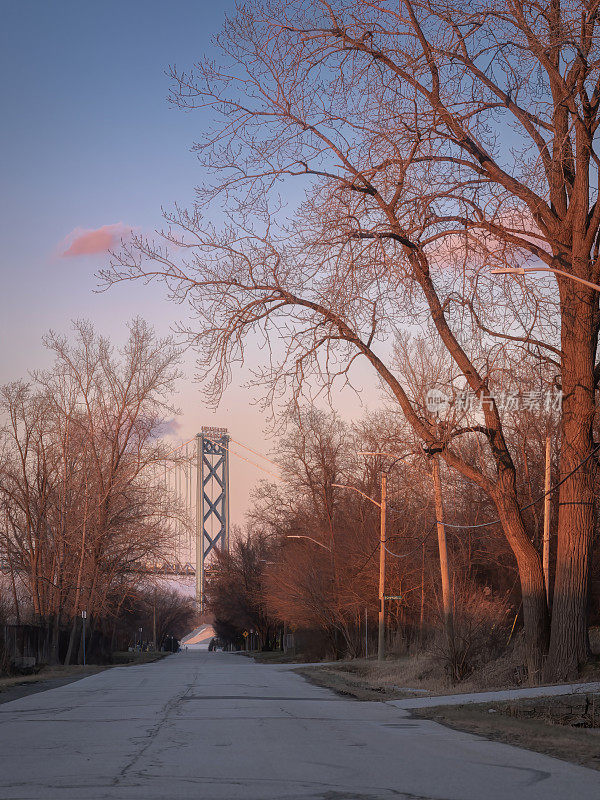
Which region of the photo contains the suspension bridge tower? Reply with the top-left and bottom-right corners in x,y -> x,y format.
195,426 -> 230,610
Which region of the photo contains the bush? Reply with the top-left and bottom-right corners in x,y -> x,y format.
432,585 -> 514,683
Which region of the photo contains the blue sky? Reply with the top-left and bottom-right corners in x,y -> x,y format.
0,0 -> 230,362
0,0 -> 379,524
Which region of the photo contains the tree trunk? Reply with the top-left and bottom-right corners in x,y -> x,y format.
64,615 -> 80,665
8,555 -> 21,624
545,280 -> 597,680
78,616 -> 88,665
48,612 -> 61,666
495,492 -> 549,682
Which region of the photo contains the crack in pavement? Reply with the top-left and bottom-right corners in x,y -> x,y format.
112,671 -> 199,787
2,654 -> 599,799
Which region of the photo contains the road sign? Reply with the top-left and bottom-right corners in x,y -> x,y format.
384,595 -> 403,600
242,631 -> 249,638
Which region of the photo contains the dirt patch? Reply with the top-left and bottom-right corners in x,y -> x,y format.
414,694 -> 600,772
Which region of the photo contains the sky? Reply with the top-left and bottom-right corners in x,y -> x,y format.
0,0 -> 380,528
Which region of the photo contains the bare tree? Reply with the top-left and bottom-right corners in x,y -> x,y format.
0,320 -> 182,664
205,530 -> 279,649
102,0 -> 600,679
251,406 -> 519,667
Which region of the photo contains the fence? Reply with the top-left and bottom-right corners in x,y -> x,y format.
0,624 -> 71,672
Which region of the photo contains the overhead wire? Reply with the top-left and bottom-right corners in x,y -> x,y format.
384,441 -> 600,531
383,522 -> 437,559
353,541 -> 381,575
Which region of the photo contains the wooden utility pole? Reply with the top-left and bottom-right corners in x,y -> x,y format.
153,593 -> 157,651
431,456 -> 454,651
378,472 -> 387,661
543,436 -> 552,607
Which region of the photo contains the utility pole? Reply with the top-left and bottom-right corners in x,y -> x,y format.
543,435 -> 552,607
153,593 -> 157,651
81,610 -> 87,666
431,455 -> 454,653
335,454 -> 414,663
378,472 -> 387,661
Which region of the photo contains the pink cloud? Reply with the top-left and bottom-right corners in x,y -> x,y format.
60,223 -> 133,257
151,418 -> 182,439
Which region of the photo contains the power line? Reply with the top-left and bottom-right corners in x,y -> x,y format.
353,541 -> 380,575
383,523 -> 436,559
385,442 -> 600,531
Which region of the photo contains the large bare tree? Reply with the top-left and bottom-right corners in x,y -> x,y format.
103,0 -> 600,679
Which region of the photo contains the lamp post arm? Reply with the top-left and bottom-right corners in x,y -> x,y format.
358,450 -> 420,475
286,535 -> 332,551
332,483 -> 381,508
492,266 -> 600,293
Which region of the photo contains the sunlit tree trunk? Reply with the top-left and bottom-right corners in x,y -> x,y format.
547,279 -> 598,679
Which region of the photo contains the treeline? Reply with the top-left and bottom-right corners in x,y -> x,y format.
207,406 -> 600,681
0,320 -> 193,667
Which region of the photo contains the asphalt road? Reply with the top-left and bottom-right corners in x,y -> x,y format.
1,650 -> 599,799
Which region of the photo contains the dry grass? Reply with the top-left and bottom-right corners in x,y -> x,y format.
415,694 -> 600,772
245,651 -> 312,664
298,638 -> 600,701
297,647 -> 530,700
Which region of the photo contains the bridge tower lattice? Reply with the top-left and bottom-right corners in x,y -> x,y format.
195,427 -> 230,610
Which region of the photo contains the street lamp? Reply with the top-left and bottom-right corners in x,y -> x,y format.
491,266 -> 600,292
333,452 -> 412,662
346,450 -> 415,661
332,481 -> 384,660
